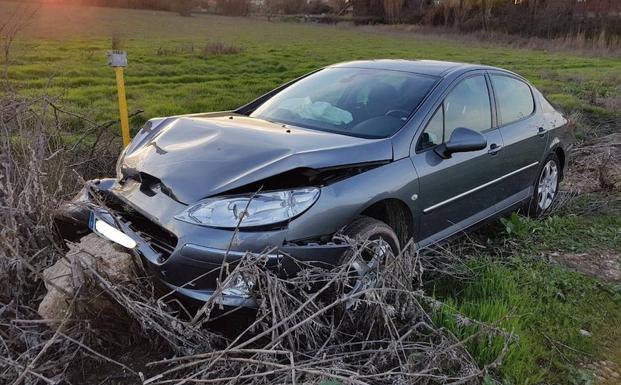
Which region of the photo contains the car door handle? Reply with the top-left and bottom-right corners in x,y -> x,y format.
488,143 -> 503,155
537,127 -> 546,137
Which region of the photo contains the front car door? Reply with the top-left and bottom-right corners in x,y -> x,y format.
488,72 -> 549,207
410,73 -> 505,246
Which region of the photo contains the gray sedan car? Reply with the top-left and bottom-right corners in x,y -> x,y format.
59,60 -> 571,306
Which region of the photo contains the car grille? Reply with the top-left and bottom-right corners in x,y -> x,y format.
102,193 -> 178,263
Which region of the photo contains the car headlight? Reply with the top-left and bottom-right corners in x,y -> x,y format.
174,187 -> 320,228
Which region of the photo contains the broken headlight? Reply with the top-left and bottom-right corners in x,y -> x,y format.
174,188 -> 320,229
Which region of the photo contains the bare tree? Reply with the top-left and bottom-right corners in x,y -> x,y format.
384,0 -> 404,23
0,4 -> 38,81
480,0 -> 488,32
454,0 -> 466,28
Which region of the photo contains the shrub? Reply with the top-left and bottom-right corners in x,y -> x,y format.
202,41 -> 242,57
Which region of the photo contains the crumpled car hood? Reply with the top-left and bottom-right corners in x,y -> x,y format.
120,115 -> 393,204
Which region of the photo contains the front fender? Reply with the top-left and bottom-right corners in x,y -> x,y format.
284,158 -> 419,241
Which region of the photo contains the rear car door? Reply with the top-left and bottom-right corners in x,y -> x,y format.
489,72 -> 549,206
411,73 -> 505,245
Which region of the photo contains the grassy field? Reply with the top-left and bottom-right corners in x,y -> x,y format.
2,2 -> 620,385
3,2 -> 620,135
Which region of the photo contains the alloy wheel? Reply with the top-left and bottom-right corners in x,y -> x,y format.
537,160 -> 559,211
344,238 -> 392,306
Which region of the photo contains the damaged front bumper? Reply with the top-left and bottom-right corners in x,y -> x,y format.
55,179 -> 350,308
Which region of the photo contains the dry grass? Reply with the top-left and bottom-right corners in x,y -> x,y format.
74,236 -> 512,384
359,24 -> 621,57
0,88 -> 130,384
566,132 -> 621,194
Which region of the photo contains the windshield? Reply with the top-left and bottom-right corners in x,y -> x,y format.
250,67 -> 437,138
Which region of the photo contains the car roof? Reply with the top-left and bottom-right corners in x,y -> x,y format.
329,59 -> 495,77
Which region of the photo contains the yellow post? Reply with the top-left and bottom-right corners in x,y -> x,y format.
108,50 -> 130,147
114,66 -> 131,147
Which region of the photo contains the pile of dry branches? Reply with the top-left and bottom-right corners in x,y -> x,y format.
557,127 -> 621,215
0,90 -> 127,384
569,132 -> 621,194
83,237 -> 512,385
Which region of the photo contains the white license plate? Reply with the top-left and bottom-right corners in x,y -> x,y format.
89,211 -> 137,249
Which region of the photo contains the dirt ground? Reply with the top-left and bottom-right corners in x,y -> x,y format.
550,251 -> 621,283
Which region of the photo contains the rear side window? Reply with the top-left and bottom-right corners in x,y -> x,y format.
539,92 -> 557,114
491,75 -> 535,125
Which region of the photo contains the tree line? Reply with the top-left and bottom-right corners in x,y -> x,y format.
47,0 -> 621,43
364,0 -> 621,42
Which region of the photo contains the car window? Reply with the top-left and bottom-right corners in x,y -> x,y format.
491,75 -> 534,125
418,106 -> 443,151
538,91 -> 557,114
444,75 -> 491,138
250,67 -> 437,139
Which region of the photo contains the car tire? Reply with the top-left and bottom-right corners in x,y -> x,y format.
525,153 -> 561,218
336,216 -> 400,302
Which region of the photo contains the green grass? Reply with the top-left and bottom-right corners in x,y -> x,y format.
433,259 -> 621,385
432,213 -> 621,385
3,2 -> 620,136
3,2 -> 621,384
499,212 -> 621,253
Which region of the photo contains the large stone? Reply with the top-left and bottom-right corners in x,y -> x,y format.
38,233 -> 138,325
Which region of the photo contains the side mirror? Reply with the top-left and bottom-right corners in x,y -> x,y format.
434,127 -> 487,159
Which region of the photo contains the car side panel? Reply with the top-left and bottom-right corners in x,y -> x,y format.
284,158 -> 419,241
495,113 -> 549,203
406,69 -> 507,243
537,90 -> 572,167
488,72 -> 550,205
411,128 -> 505,242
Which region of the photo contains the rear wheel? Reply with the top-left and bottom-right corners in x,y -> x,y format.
526,153 -> 561,218
337,216 -> 400,304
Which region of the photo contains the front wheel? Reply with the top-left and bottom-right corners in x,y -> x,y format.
526,153 -> 561,218
337,216 -> 400,304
